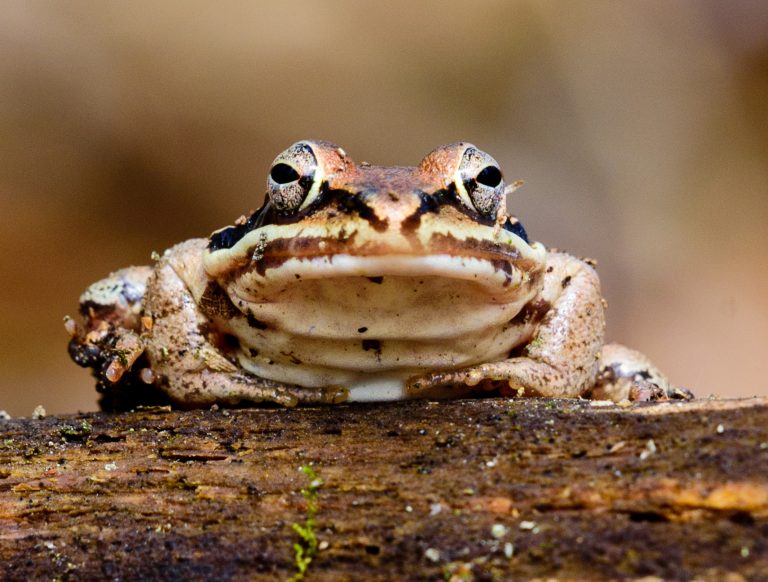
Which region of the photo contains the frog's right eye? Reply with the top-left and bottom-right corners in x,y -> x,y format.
267,142 -> 320,213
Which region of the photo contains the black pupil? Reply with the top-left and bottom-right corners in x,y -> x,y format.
477,166 -> 502,187
270,163 -> 300,184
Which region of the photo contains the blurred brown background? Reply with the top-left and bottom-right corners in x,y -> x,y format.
1,1 -> 766,416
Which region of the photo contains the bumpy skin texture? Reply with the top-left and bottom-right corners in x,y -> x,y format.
66,141 -> 688,410
409,253 -> 605,398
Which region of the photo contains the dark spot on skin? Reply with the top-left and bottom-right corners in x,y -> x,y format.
357,327 -> 368,333
366,276 -> 384,284
281,352 -> 302,365
295,274 -> 301,279
199,282 -> 240,320
362,339 -> 382,358
248,348 -> 259,357
509,299 -> 552,327
400,190 -> 441,233
491,259 -> 514,287
246,312 -> 269,330
222,334 -> 240,350
546,266 -> 554,273
561,275 -> 572,288
335,189 -> 388,232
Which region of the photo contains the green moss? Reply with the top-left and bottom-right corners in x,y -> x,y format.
112,349 -> 129,367
288,464 -> 322,582
59,420 -> 93,442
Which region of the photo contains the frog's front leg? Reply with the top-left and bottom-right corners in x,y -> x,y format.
65,266 -> 159,409
143,240 -> 347,408
409,253 -> 605,399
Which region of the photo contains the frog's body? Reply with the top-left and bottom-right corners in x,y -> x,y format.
66,141 -> 683,409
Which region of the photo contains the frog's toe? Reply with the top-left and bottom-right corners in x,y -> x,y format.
627,379 -> 667,402
407,359 -> 581,399
591,342 -> 689,402
67,335 -> 103,368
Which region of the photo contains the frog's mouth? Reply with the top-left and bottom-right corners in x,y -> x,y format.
207,220 -> 547,299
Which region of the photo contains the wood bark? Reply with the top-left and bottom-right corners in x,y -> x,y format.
1,397 -> 767,581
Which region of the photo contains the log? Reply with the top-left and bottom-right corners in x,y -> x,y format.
1,397 -> 767,581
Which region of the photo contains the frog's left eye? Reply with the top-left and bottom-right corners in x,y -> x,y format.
455,147 -> 505,217
267,142 -> 321,213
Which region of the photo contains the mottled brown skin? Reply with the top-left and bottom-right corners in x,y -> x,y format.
409,253 -> 606,398
66,140 -> 686,409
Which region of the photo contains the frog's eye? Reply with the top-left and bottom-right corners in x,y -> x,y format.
455,146 -> 505,217
267,142 -> 321,213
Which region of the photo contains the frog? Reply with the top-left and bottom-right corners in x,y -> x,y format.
65,140 -> 689,410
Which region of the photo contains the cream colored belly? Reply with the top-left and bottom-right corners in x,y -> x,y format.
227,275 -> 537,400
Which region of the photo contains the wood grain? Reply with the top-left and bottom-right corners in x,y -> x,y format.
1,397 -> 767,580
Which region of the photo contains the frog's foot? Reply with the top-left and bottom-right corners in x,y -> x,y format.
65,266 -> 165,409
407,358 -> 586,399
587,343 -> 693,402
159,370 -> 348,408
65,265 -> 154,376
65,315 -> 162,409
66,318 -> 147,381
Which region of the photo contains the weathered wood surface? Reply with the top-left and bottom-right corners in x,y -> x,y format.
1,397 -> 767,581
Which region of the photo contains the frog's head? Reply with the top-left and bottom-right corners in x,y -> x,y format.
204,140 -> 546,303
